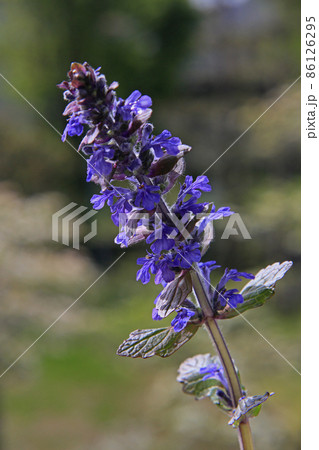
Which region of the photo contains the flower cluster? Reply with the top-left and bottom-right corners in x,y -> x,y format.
59,62 -> 253,328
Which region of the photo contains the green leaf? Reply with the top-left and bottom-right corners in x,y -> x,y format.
219,261 -> 292,319
156,271 -> 192,318
177,353 -> 235,412
228,392 -> 274,428
116,323 -> 198,359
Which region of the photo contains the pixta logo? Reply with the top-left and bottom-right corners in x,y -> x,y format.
52,202 -> 98,249
117,212 -> 251,243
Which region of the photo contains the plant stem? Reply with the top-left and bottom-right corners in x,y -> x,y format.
158,198 -> 254,448
191,263 -> 254,450
238,420 -> 254,450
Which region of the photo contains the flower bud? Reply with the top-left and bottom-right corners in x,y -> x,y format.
128,109 -> 153,135
147,154 -> 179,178
139,148 -> 154,173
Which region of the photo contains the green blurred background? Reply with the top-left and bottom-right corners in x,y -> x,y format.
0,0 -> 300,448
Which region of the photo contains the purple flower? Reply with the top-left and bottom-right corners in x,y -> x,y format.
171,307 -> 195,332
178,175 -> 212,201
86,147 -> 115,182
149,130 -> 181,158
90,187 -> 117,210
136,252 -> 175,285
196,204 -> 234,235
146,224 -> 176,253
199,363 -> 228,390
134,184 -> 161,211
213,268 -> 255,310
118,90 -> 152,121
172,176 -> 211,217
114,230 -> 130,247
62,115 -> 85,141
199,260 -> 221,273
199,260 -> 221,286
151,294 -> 163,321
110,191 -> 134,226
136,253 -> 157,284
155,255 -> 176,284
221,289 -> 244,308
173,242 -> 202,269
218,268 -> 254,291
152,307 -> 163,321
90,186 -> 132,214
174,195 -> 207,216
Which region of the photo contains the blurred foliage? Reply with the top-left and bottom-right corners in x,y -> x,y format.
0,0 -> 198,107
0,0 -> 300,448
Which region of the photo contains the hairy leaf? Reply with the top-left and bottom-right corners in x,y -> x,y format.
228,392 -> 274,428
117,323 -> 198,359
219,261 -> 292,319
156,271 -> 192,318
